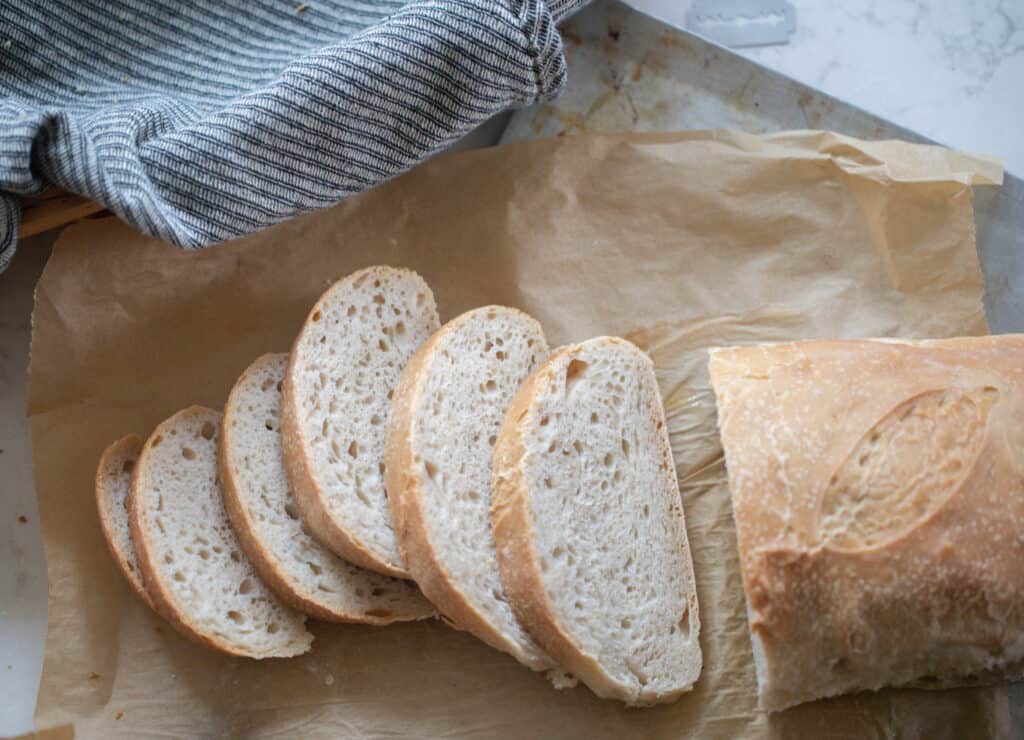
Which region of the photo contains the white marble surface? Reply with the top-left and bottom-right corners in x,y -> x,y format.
631,0 -> 1024,175
2,2 -> 1023,736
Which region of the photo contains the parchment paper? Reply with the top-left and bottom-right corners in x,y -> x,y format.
28,130 -> 1006,738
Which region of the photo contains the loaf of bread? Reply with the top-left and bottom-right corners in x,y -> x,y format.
385,306 -> 554,671
220,354 -> 436,624
708,335 -> 1024,710
281,266 -> 440,578
131,406 -> 312,658
492,337 -> 702,705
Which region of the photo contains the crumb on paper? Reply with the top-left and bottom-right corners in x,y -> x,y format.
324,674 -> 334,686
89,671 -> 102,680
17,515 -> 27,524
296,3 -> 309,12
115,710 -> 124,720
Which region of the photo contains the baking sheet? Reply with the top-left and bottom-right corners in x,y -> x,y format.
503,0 -> 1024,335
29,130 -> 1004,738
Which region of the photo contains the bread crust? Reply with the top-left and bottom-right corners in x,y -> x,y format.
709,335 -> 1024,710
95,434 -> 153,608
222,354 -> 432,624
281,265 -> 427,579
491,337 -> 699,705
385,307 -> 552,670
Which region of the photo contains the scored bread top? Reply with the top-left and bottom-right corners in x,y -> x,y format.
221,353 -> 436,624
709,335 -> 1024,711
492,337 -> 702,705
385,306 -> 554,670
282,266 -> 440,578
130,406 -> 312,658
95,434 -> 152,608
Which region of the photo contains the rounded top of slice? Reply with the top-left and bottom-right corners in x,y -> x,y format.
492,337 -> 702,705
221,353 -> 436,624
95,434 -> 152,607
282,266 -> 440,577
386,306 -> 553,670
130,406 -> 312,658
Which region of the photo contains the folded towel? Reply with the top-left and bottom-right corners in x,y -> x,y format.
0,0 -> 587,270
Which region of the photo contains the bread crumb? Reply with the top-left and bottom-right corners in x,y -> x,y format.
296,3 -> 309,11
115,710 -> 124,720
324,674 -> 334,686
89,671 -> 102,680
17,515 -> 27,524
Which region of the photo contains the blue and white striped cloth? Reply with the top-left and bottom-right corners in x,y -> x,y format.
0,0 -> 586,271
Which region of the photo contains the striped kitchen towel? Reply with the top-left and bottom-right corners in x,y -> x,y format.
0,0 -> 587,271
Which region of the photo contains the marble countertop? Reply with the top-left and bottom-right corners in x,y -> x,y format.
2,1 -> 1022,735
632,0 -> 1024,175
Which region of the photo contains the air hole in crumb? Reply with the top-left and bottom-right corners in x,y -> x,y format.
122,460 -> 135,474
200,422 -> 216,440
308,562 -> 322,575
484,379 -> 497,392
395,321 -> 406,335
373,294 -> 385,304
424,461 -> 438,480
151,435 -> 163,447
547,441 -> 557,453
230,550 -> 241,562
603,452 -> 613,467
348,440 -> 358,458
239,578 -> 253,595
621,618 -> 631,629
553,546 -> 564,558
590,412 -> 599,424
164,553 -> 173,564
267,622 -> 279,634
539,416 -> 549,427
226,610 -> 244,624
565,359 -> 588,391
265,420 -> 274,431
488,434 -> 497,447
642,504 -> 649,517
378,461 -> 385,476
543,477 -> 553,488
496,351 -> 507,361
181,447 -> 195,460
312,310 -> 322,322
370,414 -> 382,426
677,606 -> 692,639
574,601 -> 583,610
416,292 -> 425,305
373,279 -> 381,288
387,389 -> 394,400
199,549 -> 210,560
347,305 -> 356,317
355,588 -> 366,598
261,378 -> 274,392
573,440 -> 583,454
379,338 -> 389,352
621,438 -> 630,456
173,571 -> 185,582
467,490 -> 480,501
276,380 -> 283,392
527,339 -> 534,347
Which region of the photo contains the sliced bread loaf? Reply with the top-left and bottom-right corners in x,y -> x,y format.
95,434 -> 152,608
386,306 -> 553,670
221,353 -> 436,624
491,337 -> 702,705
281,266 -> 440,578
130,406 -> 312,658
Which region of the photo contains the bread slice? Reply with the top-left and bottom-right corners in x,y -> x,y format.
130,406 -> 312,658
491,337 -> 702,705
386,306 -> 553,670
221,353 -> 436,624
281,266 -> 440,578
95,434 -> 153,608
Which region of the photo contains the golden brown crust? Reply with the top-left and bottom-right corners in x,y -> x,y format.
280,266 -> 411,579
129,406 -> 253,657
709,335 -> 1024,710
95,434 -> 153,609
385,307 -> 551,668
